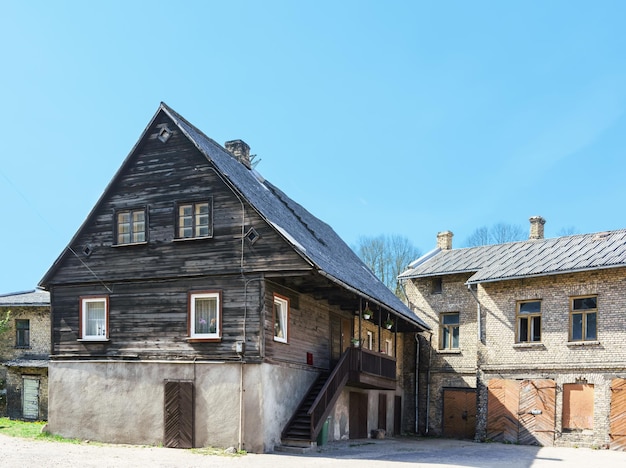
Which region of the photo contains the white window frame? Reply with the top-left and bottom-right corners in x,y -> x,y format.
366,331 -> 374,350
80,296 -> 109,341
385,339 -> 393,356
273,294 -> 289,343
189,291 -> 221,339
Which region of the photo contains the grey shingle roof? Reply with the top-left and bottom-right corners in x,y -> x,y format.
162,103 -> 427,330
0,289 -> 50,307
399,229 -> 626,285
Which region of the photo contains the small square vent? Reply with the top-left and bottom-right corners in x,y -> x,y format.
245,227 -> 260,245
82,244 -> 93,257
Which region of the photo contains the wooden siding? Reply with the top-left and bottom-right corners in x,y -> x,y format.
47,111 -> 309,286
51,276 -> 264,360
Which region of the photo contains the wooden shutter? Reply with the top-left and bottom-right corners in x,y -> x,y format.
164,381 -> 194,448
610,379 -> 626,451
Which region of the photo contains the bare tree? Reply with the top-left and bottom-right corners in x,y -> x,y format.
465,222 -> 525,247
354,234 -> 421,300
557,226 -> 578,236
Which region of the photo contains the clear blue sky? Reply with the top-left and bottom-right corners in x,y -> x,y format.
2,1 -> 626,294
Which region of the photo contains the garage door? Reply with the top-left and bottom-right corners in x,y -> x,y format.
443,388 -> 476,439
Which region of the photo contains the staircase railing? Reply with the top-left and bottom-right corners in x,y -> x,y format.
307,347 -> 352,439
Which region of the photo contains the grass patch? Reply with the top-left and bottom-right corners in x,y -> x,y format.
0,418 -> 81,444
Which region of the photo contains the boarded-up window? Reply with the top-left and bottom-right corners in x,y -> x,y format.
563,383 -> 594,430
22,377 -> 39,420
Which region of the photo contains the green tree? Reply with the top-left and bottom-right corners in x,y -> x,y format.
0,310 -> 10,335
354,234 -> 421,300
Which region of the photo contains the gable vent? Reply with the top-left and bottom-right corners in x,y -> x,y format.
157,125 -> 172,143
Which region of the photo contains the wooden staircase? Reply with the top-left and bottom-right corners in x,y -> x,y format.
280,371 -> 330,447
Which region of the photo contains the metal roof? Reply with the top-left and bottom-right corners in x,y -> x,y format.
399,229 -> 626,285
0,289 -> 50,307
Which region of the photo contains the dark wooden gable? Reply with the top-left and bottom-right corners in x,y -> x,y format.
43,110 -> 310,287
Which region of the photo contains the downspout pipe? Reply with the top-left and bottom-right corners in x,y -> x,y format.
414,333 -> 420,434
467,283 -> 482,343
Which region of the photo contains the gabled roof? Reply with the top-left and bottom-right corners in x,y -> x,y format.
0,289 -> 50,307
40,103 -> 427,330
399,229 -> 626,285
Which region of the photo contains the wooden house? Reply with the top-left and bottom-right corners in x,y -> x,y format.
0,289 -> 50,420
400,218 -> 626,450
39,103 -> 429,452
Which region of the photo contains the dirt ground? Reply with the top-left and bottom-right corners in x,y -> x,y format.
1,434 -> 625,468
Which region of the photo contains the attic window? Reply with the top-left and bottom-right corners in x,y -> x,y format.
82,244 -> 93,257
158,125 -> 172,143
245,227 -> 260,245
432,277 -> 442,294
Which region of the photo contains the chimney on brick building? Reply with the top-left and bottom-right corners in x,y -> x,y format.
225,139 -> 251,169
529,216 -> 546,240
437,231 -> 453,250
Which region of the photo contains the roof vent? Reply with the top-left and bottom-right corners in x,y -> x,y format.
157,124 -> 172,143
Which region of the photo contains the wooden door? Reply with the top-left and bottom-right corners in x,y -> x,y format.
610,378 -> 626,451
349,392 -> 368,439
378,394 -> 387,431
518,380 -> 556,447
442,388 -> 476,439
22,377 -> 39,420
330,315 -> 352,366
164,380 -> 194,448
487,379 -> 520,443
487,379 -> 555,446
394,396 -> 402,435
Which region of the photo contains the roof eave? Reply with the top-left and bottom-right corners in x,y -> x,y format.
466,263 -> 626,285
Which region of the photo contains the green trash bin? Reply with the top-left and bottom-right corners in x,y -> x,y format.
317,417 -> 330,446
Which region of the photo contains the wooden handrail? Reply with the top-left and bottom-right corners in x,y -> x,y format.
307,347 -> 352,439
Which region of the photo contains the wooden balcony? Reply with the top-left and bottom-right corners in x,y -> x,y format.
347,346 -> 397,390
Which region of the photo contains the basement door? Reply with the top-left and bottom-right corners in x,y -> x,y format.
349,392 -> 368,439
610,378 -> 626,451
487,379 -> 556,446
22,376 -> 40,420
442,388 -> 476,439
164,380 -> 194,448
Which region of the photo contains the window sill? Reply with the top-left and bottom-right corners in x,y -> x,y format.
113,241 -> 148,248
173,236 -> 213,243
437,349 -> 461,354
567,340 -> 600,347
77,339 -> 110,342
513,342 -> 545,349
186,337 -> 221,343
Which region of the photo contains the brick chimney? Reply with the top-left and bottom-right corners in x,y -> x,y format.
529,216 -> 546,240
437,231 -> 453,250
224,140 -> 251,169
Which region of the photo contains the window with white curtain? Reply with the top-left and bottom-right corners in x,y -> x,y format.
80,296 -> 108,340
189,291 -> 221,339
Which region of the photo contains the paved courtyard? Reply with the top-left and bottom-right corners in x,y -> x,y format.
1,434 -> 624,467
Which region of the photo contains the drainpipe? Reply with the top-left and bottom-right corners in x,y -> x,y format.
414,334 -> 420,434
467,284 -> 482,343
425,331 -> 433,434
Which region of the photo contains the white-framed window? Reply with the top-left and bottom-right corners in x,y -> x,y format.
385,339 -> 393,356
116,208 -> 146,244
80,296 -> 109,340
189,291 -> 221,339
273,294 -> 289,343
517,300 -> 542,343
177,200 -> 213,239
